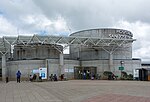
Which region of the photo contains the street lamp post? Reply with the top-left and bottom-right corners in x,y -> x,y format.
120,61 -> 124,79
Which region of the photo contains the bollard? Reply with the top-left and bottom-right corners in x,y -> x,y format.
6,77 -> 8,83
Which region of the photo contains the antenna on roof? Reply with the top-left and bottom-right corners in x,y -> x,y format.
68,26 -> 72,34
67,23 -> 72,34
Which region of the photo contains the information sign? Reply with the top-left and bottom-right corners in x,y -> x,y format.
119,67 -> 124,70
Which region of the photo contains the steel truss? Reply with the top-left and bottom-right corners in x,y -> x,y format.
0,34 -> 136,55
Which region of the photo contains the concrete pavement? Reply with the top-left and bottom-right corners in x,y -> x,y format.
0,80 -> 150,102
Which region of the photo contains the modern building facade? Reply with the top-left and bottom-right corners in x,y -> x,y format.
0,28 -> 141,81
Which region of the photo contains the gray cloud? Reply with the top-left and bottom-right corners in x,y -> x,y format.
0,0 -> 43,33
32,0 -> 150,31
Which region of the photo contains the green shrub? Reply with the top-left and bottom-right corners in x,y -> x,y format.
103,71 -> 113,76
127,74 -> 133,80
121,71 -> 127,78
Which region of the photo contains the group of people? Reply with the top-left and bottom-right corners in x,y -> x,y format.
29,74 -> 37,82
108,74 -> 117,80
16,70 -> 61,82
15,70 -> 117,83
79,72 -> 101,80
49,74 -> 58,81
16,70 -> 117,82
16,70 -> 39,82
5,70 -> 21,83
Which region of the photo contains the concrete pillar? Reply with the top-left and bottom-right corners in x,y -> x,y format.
21,49 -> 23,59
19,48 -> 23,60
59,53 -> 64,76
46,59 -> 49,79
20,49 -> 23,59
109,53 -> 113,72
2,54 -> 7,82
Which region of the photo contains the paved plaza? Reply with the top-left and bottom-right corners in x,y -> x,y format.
0,80 -> 150,102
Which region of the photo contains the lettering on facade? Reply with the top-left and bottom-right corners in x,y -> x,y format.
109,34 -> 132,39
109,29 -> 133,39
116,29 -> 133,37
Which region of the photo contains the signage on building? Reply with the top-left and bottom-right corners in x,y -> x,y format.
109,34 -> 132,39
64,68 -> 74,73
108,29 -> 133,39
119,66 -> 124,70
69,68 -> 74,72
116,29 -> 132,36
64,69 -> 69,72
32,69 -> 39,74
39,68 -> 47,79
133,69 -> 139,78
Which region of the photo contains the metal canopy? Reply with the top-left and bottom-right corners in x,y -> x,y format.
0,34 -> 136,54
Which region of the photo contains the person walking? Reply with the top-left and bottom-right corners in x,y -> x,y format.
16,70 -> 21,83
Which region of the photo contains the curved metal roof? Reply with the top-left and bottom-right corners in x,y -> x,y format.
70,28 -> 133,37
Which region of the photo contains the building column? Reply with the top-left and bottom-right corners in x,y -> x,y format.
109,53 -> 113,72
59,53 -> 64,76
46,59 -> 49,80
2,54 -> 7,82
19,50 -> 21,60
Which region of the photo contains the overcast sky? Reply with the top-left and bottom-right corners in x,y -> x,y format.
0,0 -> 150,61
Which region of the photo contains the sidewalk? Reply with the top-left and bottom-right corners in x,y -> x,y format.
0,80 -> 150,102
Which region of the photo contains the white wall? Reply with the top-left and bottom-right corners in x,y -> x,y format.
6,58 -> 141,80
7,60 -> 45,80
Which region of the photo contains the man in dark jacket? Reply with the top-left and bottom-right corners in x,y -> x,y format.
16,70 -> 21,83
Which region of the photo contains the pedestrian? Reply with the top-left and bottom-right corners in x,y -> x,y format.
29,75 -> 33,82
112,74 -> 115,80
60,74 -> 64,81
16,70 -> 21,83
83,72 -> 86,80
6,77 -> 9,83
53,74 -> 57,81
33,74 -> 37,81
91,73 -> 94,80
49,74 -> 53,81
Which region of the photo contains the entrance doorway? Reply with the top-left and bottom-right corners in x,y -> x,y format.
139,68 -> 150,81
74,66 -> 97,79
0,68 -> 2,81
